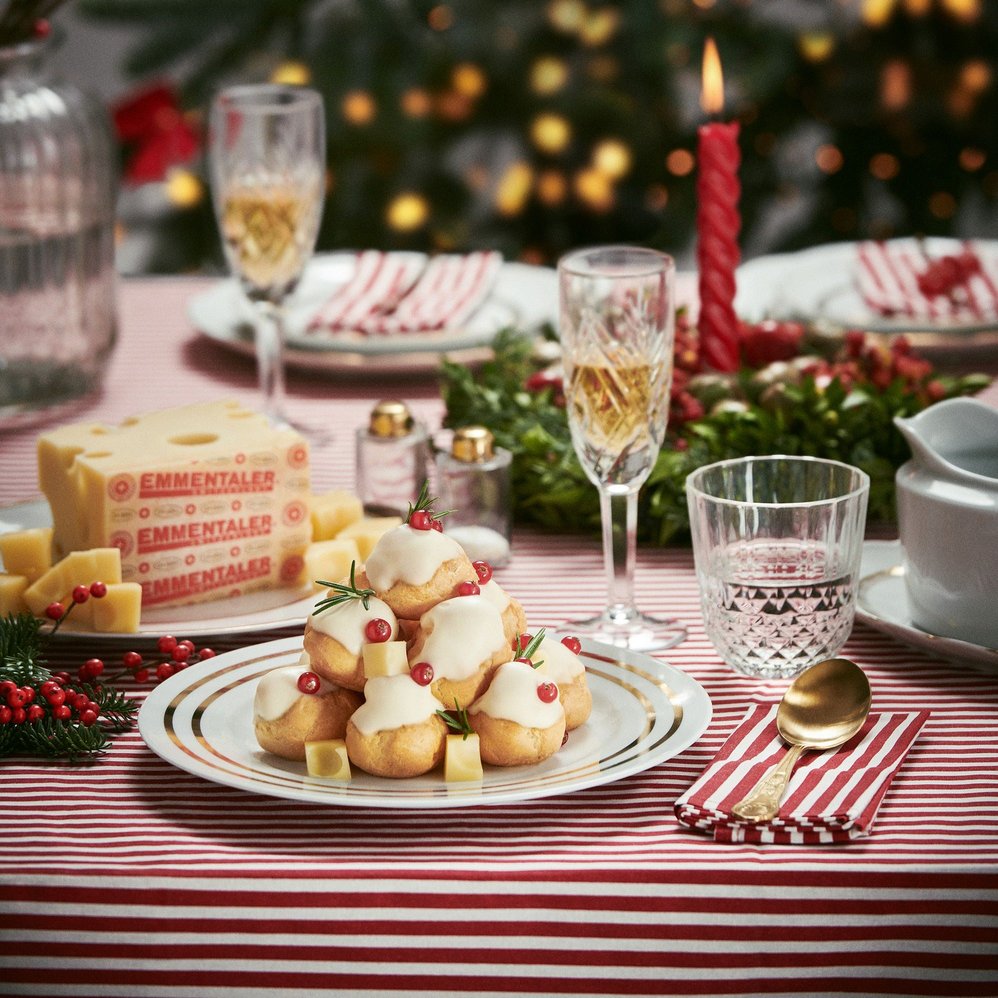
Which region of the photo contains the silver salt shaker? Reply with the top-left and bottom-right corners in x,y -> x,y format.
355,400 -> 429,517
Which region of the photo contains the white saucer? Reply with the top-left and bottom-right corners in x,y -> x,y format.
856,539 -> 998,669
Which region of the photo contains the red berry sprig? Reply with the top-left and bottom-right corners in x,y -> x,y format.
511,627 -> 546,667
405,480 -> 453,532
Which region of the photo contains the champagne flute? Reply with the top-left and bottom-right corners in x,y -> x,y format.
558,245 -> 687,651
209,84 -> 325,434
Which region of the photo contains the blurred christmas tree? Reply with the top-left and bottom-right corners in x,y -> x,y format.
79,0 -> 997,272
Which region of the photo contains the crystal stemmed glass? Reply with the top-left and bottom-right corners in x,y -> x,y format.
209,84 -> 325,433
558,245 -> 687,651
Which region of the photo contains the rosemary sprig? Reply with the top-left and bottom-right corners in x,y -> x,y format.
406,479 -> 454,522
313,561 -> 375,614
436,698 -> 474,740
514,627 -> 546,668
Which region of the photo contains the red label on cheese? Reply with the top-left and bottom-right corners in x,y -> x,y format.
141,557 -> 272,605
137,469 -> 276,498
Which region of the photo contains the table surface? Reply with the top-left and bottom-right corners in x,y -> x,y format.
2,275 -> 998,998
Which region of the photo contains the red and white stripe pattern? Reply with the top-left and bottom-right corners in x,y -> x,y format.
856,240 -> 998,321
3,276 -> 998,997
309,250 -> 501,335
675,704 -> 929,844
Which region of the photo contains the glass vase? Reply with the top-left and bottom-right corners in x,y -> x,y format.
0,32 -> 117,426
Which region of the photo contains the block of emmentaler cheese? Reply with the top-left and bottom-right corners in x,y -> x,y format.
37,399 -> 312,608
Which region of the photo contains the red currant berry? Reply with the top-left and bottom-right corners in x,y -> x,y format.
52,672 -> 71,686
297,671 -> 321,695
178,639 -> 195,653
44,686 -> 66,708
134,669 -> 150,683
155,663 -> 175,682
32,17 -> 51,39
409,510 -> 432,530
79,658 -> 104,682
514,656 -> 534,666
26,704 -> 45,723
53,705 -> 71,721
11,707 -> 26,725
171,644 -> 191,663
71,584 -> 90,604
561,635 -> 582,655
0,706 -> 10,724
472,560 -> 493,584
365,617 -> 393,643
0,680 -> 15,697
70,691 -> 89,710
429,517 -> 444,532
457,580 -> 480,596
122,651 -> 143,670
19,686 -> 35,705
157,635 -> 178,653
513,633 -> 533,652
410,662 -> 434,686
536,681 -> 559,703
89,580 -> 108,598
79,708 -> 98,727
6,687 -> 27,708
199,648 -> 216,659
45,601 -> 65,621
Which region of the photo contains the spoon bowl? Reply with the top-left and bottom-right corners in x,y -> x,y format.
731,658 -> 872,823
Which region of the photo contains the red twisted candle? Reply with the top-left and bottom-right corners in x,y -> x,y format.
696,38 -> 741,372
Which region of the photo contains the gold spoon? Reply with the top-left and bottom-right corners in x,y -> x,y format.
731,658 -> 872,823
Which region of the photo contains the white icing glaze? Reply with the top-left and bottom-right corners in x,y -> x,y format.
479,578 -> 511,612
417,595 -> 506,680
469,660 -> 564,728
254,665 -> 334,722
534,636 -> 584,682
350,675 -> 443,735
309,594 -> 398,654
365,524 -> 465,589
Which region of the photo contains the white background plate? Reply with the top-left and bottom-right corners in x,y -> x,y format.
1,499 -> 316,640
736,239 -> 998,359
138,635 -> 712,808
856,539 -> 998,670
188,252 -> 558,374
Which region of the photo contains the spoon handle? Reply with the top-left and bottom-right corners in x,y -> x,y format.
731,743 -> 807,822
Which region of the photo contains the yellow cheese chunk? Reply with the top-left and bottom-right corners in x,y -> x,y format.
305,738 -> 352,779
37,399 -> 311,608
362,640 -> 410,678
22,548 -> 122,624
90,582 -> 143,633
302,538 -> 361,591
445,733 -> 484,782
0,527 -> 53,582
335,515 -> 402,560
0,574 -> 29,616
310,490 -> 363,541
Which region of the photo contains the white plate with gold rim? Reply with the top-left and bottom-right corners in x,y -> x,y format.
1,499 -> 317,641
137,635 -> 712,808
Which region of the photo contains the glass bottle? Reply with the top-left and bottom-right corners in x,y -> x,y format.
436,425 -> 513,566
0,31 -> 118,426
355,399 -> 429,517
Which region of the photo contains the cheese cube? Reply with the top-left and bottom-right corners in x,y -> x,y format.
362,640 -> 410,678
302,538 -> 361,591
90,582 -> 143,633
37,399 -> 311,608
0,574 -> 29,616
23,560 -> 71,616
305,738 -> 352,779
336,516 -> 402,560
0,527 -> 53,582
445,733 -> 484,782
310,490 -> 363,541
22,548 -> 122,624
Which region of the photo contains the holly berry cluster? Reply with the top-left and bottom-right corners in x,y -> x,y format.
915,248 -> 982,300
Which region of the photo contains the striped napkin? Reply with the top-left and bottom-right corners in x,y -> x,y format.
855,240 -> 998,323
675,704 -> 929,845
309,250 -> 502,335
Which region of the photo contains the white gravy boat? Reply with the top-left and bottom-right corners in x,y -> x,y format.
894,397 -> 998,648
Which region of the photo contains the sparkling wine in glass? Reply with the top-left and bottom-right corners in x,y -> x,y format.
558,245 -> 687,651
209,84 -> 325,432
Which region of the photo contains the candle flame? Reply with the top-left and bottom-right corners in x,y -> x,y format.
700,37 -> 725,116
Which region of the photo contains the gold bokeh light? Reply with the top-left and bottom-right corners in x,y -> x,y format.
387,193 -> 430,231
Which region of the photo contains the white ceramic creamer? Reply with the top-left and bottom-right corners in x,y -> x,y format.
894,397 -> 998,648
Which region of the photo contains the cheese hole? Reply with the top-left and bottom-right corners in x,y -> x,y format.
169,433 -> 219,446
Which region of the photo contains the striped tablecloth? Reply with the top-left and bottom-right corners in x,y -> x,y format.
2,277 -> 997,998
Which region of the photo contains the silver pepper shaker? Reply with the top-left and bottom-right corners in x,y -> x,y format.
355,400 -> 429,517
436,425 -> 513,566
